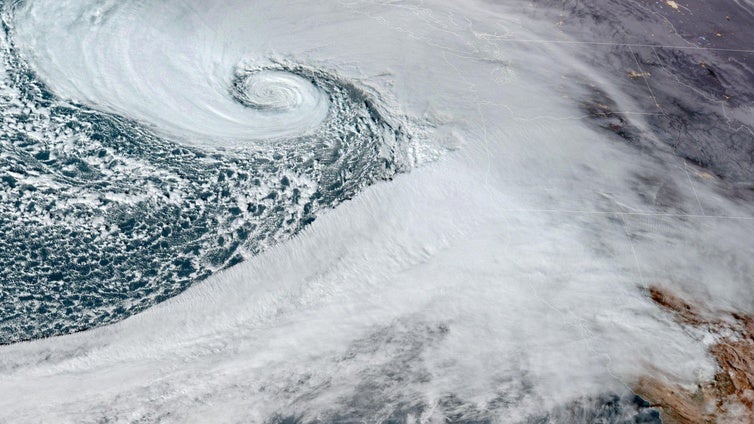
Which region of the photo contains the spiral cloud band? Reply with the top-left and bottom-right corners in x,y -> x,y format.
0,1 -> 414,343
9,0 -> 346,144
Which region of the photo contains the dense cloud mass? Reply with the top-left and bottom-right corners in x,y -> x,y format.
0,0 -> 752,422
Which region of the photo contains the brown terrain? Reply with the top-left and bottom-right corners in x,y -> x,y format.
634,286 -> 754,423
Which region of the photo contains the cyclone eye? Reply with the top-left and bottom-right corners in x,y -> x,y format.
232,69 -> 318,112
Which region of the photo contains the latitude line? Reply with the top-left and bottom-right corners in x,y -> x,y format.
496,208 -> 754,220
474,37 -> 754,54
